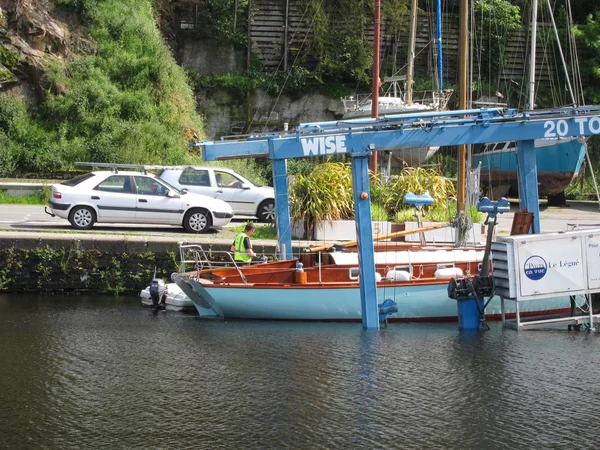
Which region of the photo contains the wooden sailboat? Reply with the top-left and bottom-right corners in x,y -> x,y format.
171,238 -> 570,321
472,0 -> 586,198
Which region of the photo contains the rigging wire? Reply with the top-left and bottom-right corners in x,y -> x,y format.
565,0 -> 600,208
248,0 -> 321,132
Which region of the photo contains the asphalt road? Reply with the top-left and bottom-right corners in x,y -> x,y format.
2,201 -> 600,239
0,204 -> 245,240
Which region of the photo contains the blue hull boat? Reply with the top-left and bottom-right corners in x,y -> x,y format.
172,248 -> 571,322
472,137 -> 586,197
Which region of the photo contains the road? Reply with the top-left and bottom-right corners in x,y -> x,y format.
0,204 -> 243,239
2,201 -> 600,238
494,200 -> 600,234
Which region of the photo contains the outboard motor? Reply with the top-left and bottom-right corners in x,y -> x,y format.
149,277 -> 168,314
378,299 -> 398,327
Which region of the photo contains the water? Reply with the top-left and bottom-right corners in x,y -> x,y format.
1,294 -> 599,449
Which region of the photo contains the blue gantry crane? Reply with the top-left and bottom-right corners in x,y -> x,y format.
195,105 -> 600,329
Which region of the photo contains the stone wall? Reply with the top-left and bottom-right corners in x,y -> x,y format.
177,38 -> 246,76
0,234 -> 266,295
196,86 -> 344,139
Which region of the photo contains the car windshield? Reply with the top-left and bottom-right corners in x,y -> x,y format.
156,177 -> 182,193
61,173 -> 95,187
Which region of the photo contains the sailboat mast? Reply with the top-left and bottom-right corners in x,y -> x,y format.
527,0 -> 538,110
436,0 -> 443,90
406,0 -> 418,104
370,0 -> 381,173
457,0 -> 469,213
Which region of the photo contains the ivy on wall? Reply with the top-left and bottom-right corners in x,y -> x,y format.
0,246 -> 179,295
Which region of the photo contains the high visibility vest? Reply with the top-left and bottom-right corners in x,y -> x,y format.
233,232 -> 252,263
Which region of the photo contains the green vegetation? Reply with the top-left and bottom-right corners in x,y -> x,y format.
575,12 -> 600,104
289,162 -> 462,237
229,223 -> 277,240
474,0 -> 522,85
188,64 -> 312,100
0,189 -> 51,205
1,0 -> 204,176
0,245 -> 177,294
183,0 -> 249,48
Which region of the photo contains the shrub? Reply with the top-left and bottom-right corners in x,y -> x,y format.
370,203 -> 389,221
391,202 -> 485,224
289,162 -> 354,238
384,166 -> 456,215
0,0 -> 206,176
0,132 -> 15,176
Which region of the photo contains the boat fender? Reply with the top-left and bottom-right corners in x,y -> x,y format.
385,270 -> 411,281
375,272 -> 382,283
378,299 -> 398,324
295,262 -> 307,284
435,267 -> 463,280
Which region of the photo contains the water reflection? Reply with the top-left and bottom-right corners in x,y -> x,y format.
1,295 -> 599,449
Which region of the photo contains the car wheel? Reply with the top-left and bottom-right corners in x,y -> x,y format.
68,206 -> 96,230
184,208 -> 212,233
257,199 -> 276,223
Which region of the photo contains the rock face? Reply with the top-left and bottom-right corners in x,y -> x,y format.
0,1 -> 343,139
0,0 -> 73,97
1,1 -> 68,66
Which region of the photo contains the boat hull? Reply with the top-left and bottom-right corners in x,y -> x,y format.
472,137 -> 586,196
389,146 -> 439,167
342,102 -> 440,166
175,275 -> 570,322
140,283 -> 195,312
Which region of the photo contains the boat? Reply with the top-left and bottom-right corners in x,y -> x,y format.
341,76 -> 452,120
140,282 -> 194,312
169,2 -> 572,324
171,240 -> 571,322
340,0 -> 452,167
472,137 -> 587,197
471,0 -> 586,198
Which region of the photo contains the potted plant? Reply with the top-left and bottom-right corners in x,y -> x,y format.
391,202 -> 486,243
381,166 -> 486,243
289,162 -> 391,240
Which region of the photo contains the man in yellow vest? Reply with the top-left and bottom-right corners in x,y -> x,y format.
231,223 -> 257,264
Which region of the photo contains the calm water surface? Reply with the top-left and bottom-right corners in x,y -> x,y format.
1,294 -> 599,449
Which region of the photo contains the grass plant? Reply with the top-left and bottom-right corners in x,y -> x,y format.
0,192 -> 49,205
1,0 -> 205,176
228,223 -> 277,240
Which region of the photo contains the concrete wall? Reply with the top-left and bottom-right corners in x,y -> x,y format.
196,87 -> 345,139
178,39 -> 246,75
177,38 -> 345,138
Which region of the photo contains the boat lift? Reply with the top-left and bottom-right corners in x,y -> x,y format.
196,105 -> 600,329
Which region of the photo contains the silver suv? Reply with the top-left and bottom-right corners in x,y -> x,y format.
158,166 -> 275,222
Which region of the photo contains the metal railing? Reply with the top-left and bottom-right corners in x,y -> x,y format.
178,244 -> 248,284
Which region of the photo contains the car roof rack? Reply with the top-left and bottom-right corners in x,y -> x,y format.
76,162 -> 169,174
76,162 -> 231,174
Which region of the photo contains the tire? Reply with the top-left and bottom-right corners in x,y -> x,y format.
257,199 -> 275,223
68,206 -> 96,230
183,208 -> 212,233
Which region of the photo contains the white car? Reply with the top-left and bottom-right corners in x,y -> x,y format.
158,166 -> 276,222
45,171 -> 233,232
